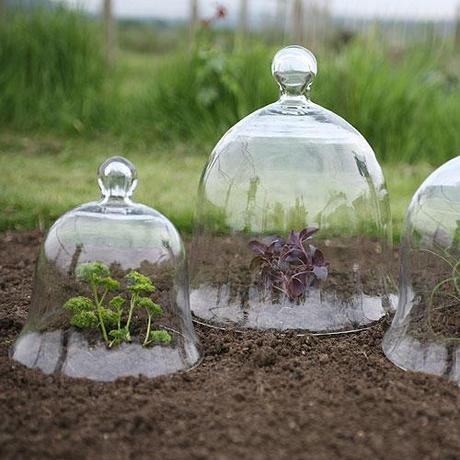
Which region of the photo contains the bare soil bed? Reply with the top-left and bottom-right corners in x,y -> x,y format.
0,231 -> 459,460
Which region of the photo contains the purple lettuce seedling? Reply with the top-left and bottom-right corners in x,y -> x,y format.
249,227 -> 328,301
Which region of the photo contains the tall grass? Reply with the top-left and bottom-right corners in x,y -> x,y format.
0,7 -> 106,132
0,8 -> 459,165
118,45 -> 277,145
141,37 -> 460,164
316,39 -> 460,164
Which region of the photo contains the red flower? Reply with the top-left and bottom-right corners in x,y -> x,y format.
216,5 -> 227,18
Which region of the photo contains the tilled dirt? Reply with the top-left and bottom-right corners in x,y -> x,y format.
0,231 -> 459,460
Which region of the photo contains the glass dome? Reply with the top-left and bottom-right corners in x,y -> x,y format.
11,156 -> 200,381
384,157 -> 460,385
190,45 -> 396,332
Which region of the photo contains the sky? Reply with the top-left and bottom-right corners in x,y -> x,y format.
61,0 -> 460,21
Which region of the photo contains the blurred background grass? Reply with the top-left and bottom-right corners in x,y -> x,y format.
0,2 -> 459,239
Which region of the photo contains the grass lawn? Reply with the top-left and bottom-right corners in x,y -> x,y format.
0,132 -> 434,240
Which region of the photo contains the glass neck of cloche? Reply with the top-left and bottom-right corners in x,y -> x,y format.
279,85 -> 310,105
100,195 -> 133,206
279,92 -> 310,105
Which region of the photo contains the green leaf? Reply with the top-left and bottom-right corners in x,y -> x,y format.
99,276 -> 120,291
76,262 -> 110,283
70,311 -> 98,329
109,327 -> 130,342
100,307 -> 120,327
148,330 -> 172,345
137,297 -> 164,316
109,295 -> 125,311
63,296 -> 94,313
126,271 -> 156,294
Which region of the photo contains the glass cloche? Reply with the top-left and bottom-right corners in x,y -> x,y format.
190,45 -> 396,332
384,157 -> 460,385
11,157 -> 200,381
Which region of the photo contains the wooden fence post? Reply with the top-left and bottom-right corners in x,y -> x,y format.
276,0 -> 287,42
0,0 -> 5,22
238,0 -> 249,42
103,0 -> 116,68
190,0 -> 199,46
292,0 -> 304,44
455,2 -> 460,48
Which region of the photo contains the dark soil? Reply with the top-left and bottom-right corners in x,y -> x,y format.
1,231 -> 459,460
406,249 -> 460,341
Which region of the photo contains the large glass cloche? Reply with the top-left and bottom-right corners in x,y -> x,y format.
12,156 -> 200,381
384,157 -> 460,385
190,45 -> 396,332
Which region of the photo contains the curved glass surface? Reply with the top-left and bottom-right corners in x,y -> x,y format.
11,157 -> 200,381
384,156 -> 460,385
190,46 -> 396,332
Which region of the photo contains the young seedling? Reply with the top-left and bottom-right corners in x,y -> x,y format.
107,295 -> 129,347
146,329 -> 172,346
125,271 -> 172,345
63,263 -> 172,348
125,271 -> 156,340
64,262 -> 120,345
64,296 -> 99,329
249,227 -> 328,301
138,300 -> 172,346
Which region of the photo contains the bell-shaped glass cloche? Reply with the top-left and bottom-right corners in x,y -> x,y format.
384,157 -> 460,385
12,157 -> 200,381
190,45 -> 396,332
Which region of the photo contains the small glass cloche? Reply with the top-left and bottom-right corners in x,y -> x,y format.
11,156 -> 200,381
384,157 -> 460,385
190,45 -> 396,332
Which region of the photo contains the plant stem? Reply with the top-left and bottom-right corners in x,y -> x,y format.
125,293 -> 137,340
143,310 -> 152,347
421,248 -> 454,269
92,282 -> 109,344
452,260 -> 460,296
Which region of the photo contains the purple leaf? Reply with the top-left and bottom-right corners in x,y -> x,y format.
285,277 -> 304,300
287,231 -> 299,245
300,227 -> 318,241
249,240 -> 267,255
248,226 -> 328,300
249,256 -> 265,271
292,271 -> 308,286
313,265 -> 328,281
311,247 -> 324,266
282,247 -> 304,264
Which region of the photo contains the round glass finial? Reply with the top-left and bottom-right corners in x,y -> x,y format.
98,156 -> 138,199
271,45 -> 317,97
